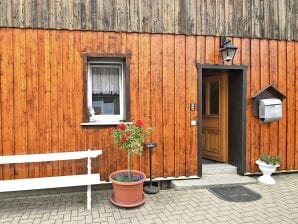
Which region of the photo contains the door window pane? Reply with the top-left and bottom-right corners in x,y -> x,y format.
209,81 -> 219,115
202,83 -> 206,115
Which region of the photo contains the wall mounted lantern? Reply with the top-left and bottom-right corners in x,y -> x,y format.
219,36 -> 238,62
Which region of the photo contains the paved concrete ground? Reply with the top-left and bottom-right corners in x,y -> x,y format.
0,173 -> 298,224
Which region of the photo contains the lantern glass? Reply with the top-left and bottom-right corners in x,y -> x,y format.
219,37 -> 238,62
220,48 -> 228,61
220,47 -> 237,61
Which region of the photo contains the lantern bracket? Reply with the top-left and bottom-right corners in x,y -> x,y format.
220,36 -> 231,48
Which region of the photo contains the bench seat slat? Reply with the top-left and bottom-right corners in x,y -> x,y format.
0,174 -> 100,192
0,150 -> 102,164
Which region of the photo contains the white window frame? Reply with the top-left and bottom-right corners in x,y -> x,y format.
87,61 -> 125,124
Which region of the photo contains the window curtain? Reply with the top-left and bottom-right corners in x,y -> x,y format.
92,67 -> 119,95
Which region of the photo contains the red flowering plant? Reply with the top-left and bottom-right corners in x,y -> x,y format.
111,120 -> 152,181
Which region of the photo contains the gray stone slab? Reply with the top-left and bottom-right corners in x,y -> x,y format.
202,163 -> 237,175
171,174 -> 257,190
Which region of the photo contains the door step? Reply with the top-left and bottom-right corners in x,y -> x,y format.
202,163 -> 237,175
171,174 -> 256,191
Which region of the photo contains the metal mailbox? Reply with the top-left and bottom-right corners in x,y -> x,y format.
259,98 -> 282,123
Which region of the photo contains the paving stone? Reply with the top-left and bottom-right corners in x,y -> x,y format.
129,217 -> 140,224
10,217 -> 20,224
91,217 -> 107,222
55,220 -> 63,224
38,221 -> 55,224
138,219 -> 154,224
32,218 -> 42,224
85,215 -> 92,224
116,218 -> 130,223
70,215 -> 85,221
153,219 -> 164,224
0,174 -> 298,224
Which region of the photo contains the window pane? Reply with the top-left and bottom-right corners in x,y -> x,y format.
92,67 -> 119,95
209,81 -> 219,115
91,67 -> 120,115
202,83 -> 206,115
92,95 -> 120,115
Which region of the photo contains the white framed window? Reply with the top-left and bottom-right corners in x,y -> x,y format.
87,60 -> 125,124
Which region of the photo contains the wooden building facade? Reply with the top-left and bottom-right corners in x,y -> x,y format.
0,0 -> 297,181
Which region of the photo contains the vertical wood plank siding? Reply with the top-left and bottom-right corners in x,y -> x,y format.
0,28 -> 298,180
0,0 -> 297,41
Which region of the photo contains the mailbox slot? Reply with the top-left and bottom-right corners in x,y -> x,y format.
259,98 -> 282,123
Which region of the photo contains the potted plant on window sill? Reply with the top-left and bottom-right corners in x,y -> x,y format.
109,120 -> 152,207
256,154 -> 281,185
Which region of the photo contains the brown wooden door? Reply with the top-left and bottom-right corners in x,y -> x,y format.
202,73 -> 228,162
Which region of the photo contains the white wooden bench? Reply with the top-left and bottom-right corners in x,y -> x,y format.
0,149 -> 102,210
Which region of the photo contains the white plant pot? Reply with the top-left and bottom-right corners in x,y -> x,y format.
256,160 -> 280,185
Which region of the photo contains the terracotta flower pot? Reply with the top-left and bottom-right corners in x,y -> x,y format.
109,170 -> 146,208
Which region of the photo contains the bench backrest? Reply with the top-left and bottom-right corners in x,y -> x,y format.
0,150 -> 102,164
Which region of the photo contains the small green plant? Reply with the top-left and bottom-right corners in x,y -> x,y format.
259,154 -> 281,166
77,194 -> 86,204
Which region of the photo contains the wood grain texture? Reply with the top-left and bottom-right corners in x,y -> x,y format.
138,34 -> 151,175
251,0 -> 261,38
295,42 -> 298,169
25,29 -> 39,178
61,31 -> 74,175
51,30 -> 62,176
174,35 -> 186,176
242,0 -> 251,37
278,41 -> 287,170
185,36 -> 197,175
205,36 -> 215,64
162,34 -> 175,177
286,41 -> 295,170
260,40 -> 270,156
225,0 -> 233,36
231,38 -> 241,64
215,0 -> 225,35
205,0 -> 215,35
233,0 -> 243,37
37,30 -> 47,177
151,0 -> 163,33
73,0 -> 81,30
127,0 -> 136,31
162,0 -> 175,33
127,33 -> 140,172
0,29 -> 15,179
196,36 -> 206,174
0,28 -> 297,181
0,0 -> 297,41
241,38 -> 251,172
13,29 -> 27,178
0,30 -> 2,177
268,40 -> 279,158
48,0 -> 56,29
250,39 -> 261,172
150,34 -> 163,177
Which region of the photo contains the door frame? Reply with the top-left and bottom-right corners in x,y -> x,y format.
197,64 -> 247,176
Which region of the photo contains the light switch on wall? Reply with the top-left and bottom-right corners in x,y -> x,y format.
191,120 -> 197,126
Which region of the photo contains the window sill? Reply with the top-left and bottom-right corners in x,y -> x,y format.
81,121 -> 132,126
